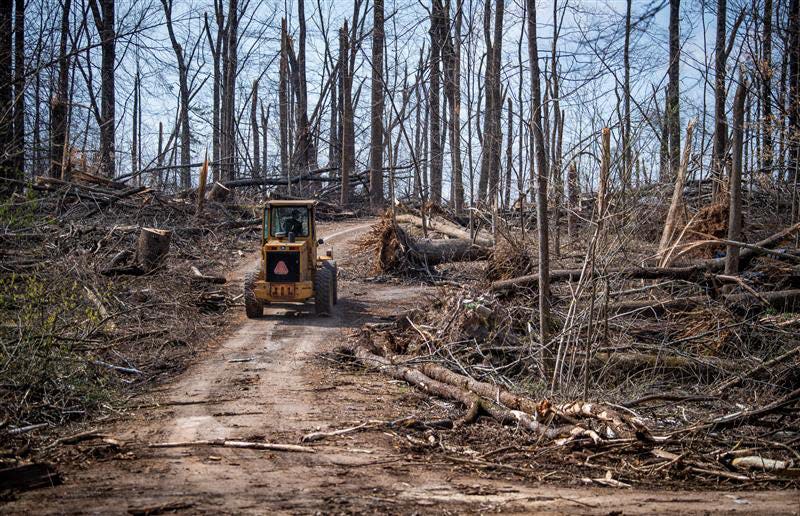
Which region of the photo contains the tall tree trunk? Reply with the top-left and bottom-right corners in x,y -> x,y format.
667,0 -> 681,179
622,0 -> 632,193
0,0 -> 13,194
526,0 -> 551,369
162,0 -> 191,188
789,0 -> 799,185
489,0 -> 504,204
712,0 -> 727,199
726,75 -> 748,274
477,0 -> 493,203
132,67 -> 139,182
89,0 -> 116,178
504,98 -> 513,209
220,0 -> 238,183
443,0 -> 464,213
280,18 -> 289,185
429,0 -> 444,204
369,0 -> 385,210
50,0 -> 70,179
203,5 -> 224,182
12,0 -> 23,179
340,21 -> 355,206
761,0 -> 773,179
251,79 -> 260,177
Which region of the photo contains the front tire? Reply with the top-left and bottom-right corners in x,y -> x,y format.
244,272 -> 263,319
314,266 -> 334,316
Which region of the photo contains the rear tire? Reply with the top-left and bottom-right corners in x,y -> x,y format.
244,272 -> 263,319
324,260 -> 338,304
314,266 -> 334,316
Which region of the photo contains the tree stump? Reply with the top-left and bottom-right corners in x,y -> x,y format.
137,228 -> 172,272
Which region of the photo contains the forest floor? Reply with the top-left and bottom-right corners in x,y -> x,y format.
4,218 -> 799,514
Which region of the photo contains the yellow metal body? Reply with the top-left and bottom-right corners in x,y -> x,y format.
252,200 -> 332,303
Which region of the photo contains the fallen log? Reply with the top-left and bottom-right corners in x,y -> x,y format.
396,214 -> 494,247
492,222 -> 800,294
409,237 -> 490,266
609,289 -> 800,316
350,343 -> 648,442
350,344 -> 570,439
491,265 -> 709,293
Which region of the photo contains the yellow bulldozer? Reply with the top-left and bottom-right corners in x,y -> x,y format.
244,200 -> 337,317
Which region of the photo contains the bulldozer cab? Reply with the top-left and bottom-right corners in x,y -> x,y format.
263,200 -> 317,244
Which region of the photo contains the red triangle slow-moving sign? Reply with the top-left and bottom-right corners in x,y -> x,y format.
274,261 -> 289,275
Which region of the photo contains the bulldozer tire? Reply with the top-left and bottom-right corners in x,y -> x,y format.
244,272 -> 263,319
314,266 -> 334,316
324,260 -> 338,304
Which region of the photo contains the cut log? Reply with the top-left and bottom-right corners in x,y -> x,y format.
137,228 -> 172,273
409,237 -> 490,265
0,463 -> 62,491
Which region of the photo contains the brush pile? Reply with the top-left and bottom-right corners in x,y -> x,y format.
0,175 -> 263,460
347,190 -> 800,488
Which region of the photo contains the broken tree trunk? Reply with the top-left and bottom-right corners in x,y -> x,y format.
658,119 -> 696,266
137,228 -> 172,273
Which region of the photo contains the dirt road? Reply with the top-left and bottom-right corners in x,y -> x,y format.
7,220 -> 799,514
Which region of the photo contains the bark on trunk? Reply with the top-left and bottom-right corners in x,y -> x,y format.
0,0 -> 13,195
339,21 -> 355,206
369,0 -> 385,210
726,75 -> 747,274
251,79 -> 260,177
89,0 -> 116,178
527,0 -> 552,363
12,0 -> 23,179
667,0 -> 681,179
137,228 -> 172,273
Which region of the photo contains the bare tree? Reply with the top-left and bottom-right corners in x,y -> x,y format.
12,0 -> 23,178
666,0 -> 680,179
527,0 -> 551,369
369,0 -> 385,210
280,18 -> 289,184
203,3 -> 224,181
429,0 -> 444,204
251,79 -> 260,177
726,74 -> 748,274
761,0 -> 773,178
340,21 -> 355,206
162,0 -> 192,187
88,0 -> 116,177
0,0 -> 12,195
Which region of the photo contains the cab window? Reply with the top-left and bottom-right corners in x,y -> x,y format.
269,207 -> 310,237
